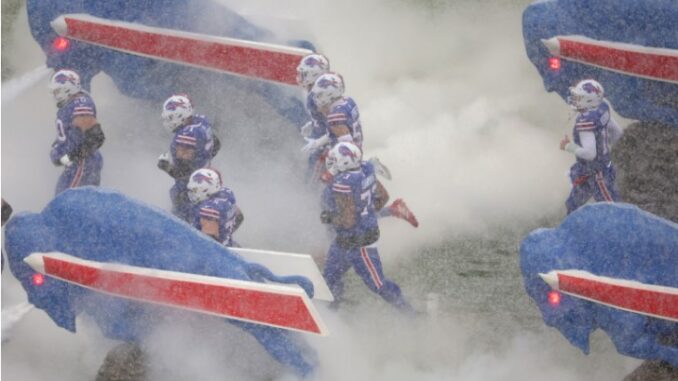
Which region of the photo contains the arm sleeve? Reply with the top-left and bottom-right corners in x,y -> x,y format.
326,107 -> 348,128
565,131 -> 596,161
71,98 -> 96,118
608,117 -> 624,145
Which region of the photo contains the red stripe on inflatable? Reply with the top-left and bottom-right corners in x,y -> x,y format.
558,273 -> 678,320
62,16 -> 302,85
558,38 -> 678,82
42,256 -> 321,334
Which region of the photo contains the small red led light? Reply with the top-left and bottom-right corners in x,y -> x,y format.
547,290 -> 561,306
53,37 -> 71,52
32,273 -> 45,286
548,57 -> 561,71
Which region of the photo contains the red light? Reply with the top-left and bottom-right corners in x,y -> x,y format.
547,290 -> 561,306
548,57 -> 561,71
53,37 -> 71,52
32,273 -> 45,286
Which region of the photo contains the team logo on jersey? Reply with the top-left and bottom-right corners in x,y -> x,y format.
582,82 -> 601,94
192,173 -> 214,185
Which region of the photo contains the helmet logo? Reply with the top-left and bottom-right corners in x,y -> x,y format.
54,73 -> 75,84
304,57 -> 322,67
192,173 -> 213,185
165,99 -> 187,111
338,145 -> 356,158
581,82 -> 601,94
317,77 -> 339,89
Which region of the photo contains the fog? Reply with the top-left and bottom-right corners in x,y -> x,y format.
2,1 -> 635,380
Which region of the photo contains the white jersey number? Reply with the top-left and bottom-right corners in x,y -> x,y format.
55,119 -> 67,142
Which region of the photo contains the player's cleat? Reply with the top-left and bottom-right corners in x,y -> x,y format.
368,157 -> 392,180
389,198 -> 419,228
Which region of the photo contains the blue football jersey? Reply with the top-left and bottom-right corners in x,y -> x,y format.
573,101 -> 613,172
325,161 -> 378,236
170,114 -> 215,173
306,92 -> 329,139
192,187 -> 238,246
50,93 -> 99,163
326,97 -> 364,148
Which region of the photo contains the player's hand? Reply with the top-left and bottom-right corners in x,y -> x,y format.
301,137 -> 319,154
320,171 -> 334,184
320,210 -> 335,224
301,134 -> 330,155
157,152 -> 171,172
300,121 -> 314,138
368,157 -> 392,180
559,135 -> 570,150
59,154 -> 73,167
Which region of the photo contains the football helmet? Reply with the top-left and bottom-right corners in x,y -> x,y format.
568,79 -> 604,111
327,142 -> 362,173
162,94 -> 193,132
48,69 -> 82,104
296,54 -> 330,88
187,168 -> 222,204
311,72 -> 345,108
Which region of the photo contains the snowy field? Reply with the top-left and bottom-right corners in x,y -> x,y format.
2,0 -> 639,380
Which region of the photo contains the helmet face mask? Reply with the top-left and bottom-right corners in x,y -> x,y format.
311,72 -> 345,108
296,54 -> 330,88
162,95 -> 193,132
187,168 -> 222,204
568,79 -> 604,111
327,142 -> 362,173
49,69 -> 82,105
325,153 -> 337,174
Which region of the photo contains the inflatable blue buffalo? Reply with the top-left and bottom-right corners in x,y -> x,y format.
521,203 -> 678,366
522,0 -> 678,128
4,187 -> 317,378
27,0 -> 314,126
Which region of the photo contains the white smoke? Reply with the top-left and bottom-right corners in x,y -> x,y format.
1,1 -> 635,380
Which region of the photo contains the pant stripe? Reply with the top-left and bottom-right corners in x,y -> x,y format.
595,171 -> 613,201
361,247 -> 383,289
69,159 -> 85,188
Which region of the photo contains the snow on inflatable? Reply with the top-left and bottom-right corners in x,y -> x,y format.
522,0 -> 678,128
27,0 -> 316,125
4,187 -> 323,378
520,203 -> 678,366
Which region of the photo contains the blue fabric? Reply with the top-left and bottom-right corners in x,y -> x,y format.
54,153 -> 103,195
326,97 -> 364,148
325,162 -> 379,238
50,93 -> 98,163
520,203 -> 678,366
565,166 -> 620,214
323,242 -> 413,313
49,92 -> 103,195
572,102 -> 613,173
522,0 -> 678,127
169,179 -> 191,222
170,115 -> 215,171
4,187 -> 315,377
27,0 -> 314,125
192,190 -> 238,246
